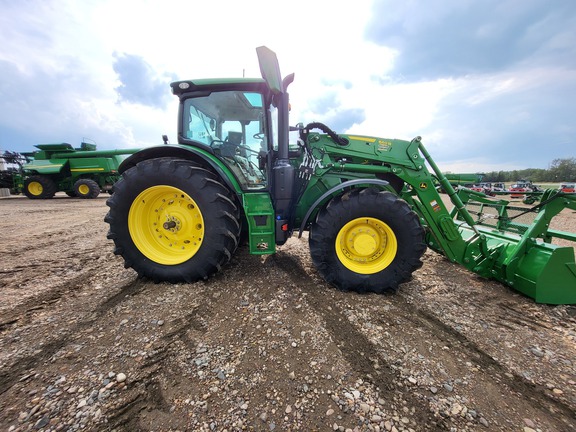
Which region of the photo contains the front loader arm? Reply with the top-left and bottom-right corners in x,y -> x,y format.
298,131 -> 576,303
300,133 -> 480,266
393,137 -> 483,266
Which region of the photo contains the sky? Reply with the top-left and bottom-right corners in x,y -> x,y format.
1,0 -> 575,173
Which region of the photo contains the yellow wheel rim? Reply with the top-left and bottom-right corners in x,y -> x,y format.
128,185 -> 204,265
28,181 -> 43,196
336,217 -> 397,274
78,184 -> 90,195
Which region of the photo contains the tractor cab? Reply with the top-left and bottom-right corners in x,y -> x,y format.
171,47 -> 297,246
172,81 -> 272,190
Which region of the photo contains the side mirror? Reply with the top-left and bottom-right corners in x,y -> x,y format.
256,46 -> 283,94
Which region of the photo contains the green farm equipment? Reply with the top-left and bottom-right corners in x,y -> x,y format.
444,173 -> 484,187
0,151 -> 30,194
18,142 -> 139,199
105,47 -> 576,304
436,172 -> 484,193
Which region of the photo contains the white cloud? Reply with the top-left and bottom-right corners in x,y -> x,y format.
345,78 -> 456,139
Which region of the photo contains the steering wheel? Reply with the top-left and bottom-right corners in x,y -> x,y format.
237,144 -> 260,155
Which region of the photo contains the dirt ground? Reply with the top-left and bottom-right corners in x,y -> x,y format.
0,193 -> 575,432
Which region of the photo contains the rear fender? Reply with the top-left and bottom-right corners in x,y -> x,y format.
118,145 -> 242,195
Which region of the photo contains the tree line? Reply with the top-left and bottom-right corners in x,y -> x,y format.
482,158 -> 576,183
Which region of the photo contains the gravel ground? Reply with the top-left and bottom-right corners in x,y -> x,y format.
0,193 -> 575,432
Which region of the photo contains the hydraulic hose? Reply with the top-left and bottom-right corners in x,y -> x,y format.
300,122 -> 349,146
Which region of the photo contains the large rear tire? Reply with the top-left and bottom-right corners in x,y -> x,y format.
23,175 -> 57,199
309,188 -> 426,293
105,158 -> 240,283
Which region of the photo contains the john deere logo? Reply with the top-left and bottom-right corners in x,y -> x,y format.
419,182 -> 427,190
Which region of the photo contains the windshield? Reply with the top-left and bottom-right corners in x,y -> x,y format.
182,91 -> 267,189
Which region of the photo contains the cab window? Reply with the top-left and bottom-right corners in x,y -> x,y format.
183,91 -> 267,189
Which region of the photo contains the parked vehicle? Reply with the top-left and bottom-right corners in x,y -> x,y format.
0,151 -> 30,194
104,46 -> 576,304
508,179 -> 542,203
559,183 -> 576,193
16,143 -> 139,199
491,182 -> 505,192
469,184 -> 486,193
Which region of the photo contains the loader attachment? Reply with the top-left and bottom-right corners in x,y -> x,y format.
418,140 -> 576,304
451,189 -> 576,304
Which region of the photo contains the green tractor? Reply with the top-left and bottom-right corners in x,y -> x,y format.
105,47 -> 576,304
17,142 -> 140,199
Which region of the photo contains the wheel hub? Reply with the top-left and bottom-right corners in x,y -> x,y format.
163,218 -> 180,232
128,186 -> 204,265
28,181 -> 43,196
78,184 -> 90,195
351,231 -> 379,257
336,217 -> 397,274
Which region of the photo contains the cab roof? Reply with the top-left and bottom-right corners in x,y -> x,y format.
170,78 -> 267,96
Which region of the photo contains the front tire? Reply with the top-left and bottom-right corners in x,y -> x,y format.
74,178 -> 100,199
23,175 -> 57,199
105,158 -> 240,283
309,188 -> 426,293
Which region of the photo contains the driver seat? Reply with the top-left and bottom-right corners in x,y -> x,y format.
226,132 -> 246,157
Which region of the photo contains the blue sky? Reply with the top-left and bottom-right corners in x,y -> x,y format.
1,0 -> 574,172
